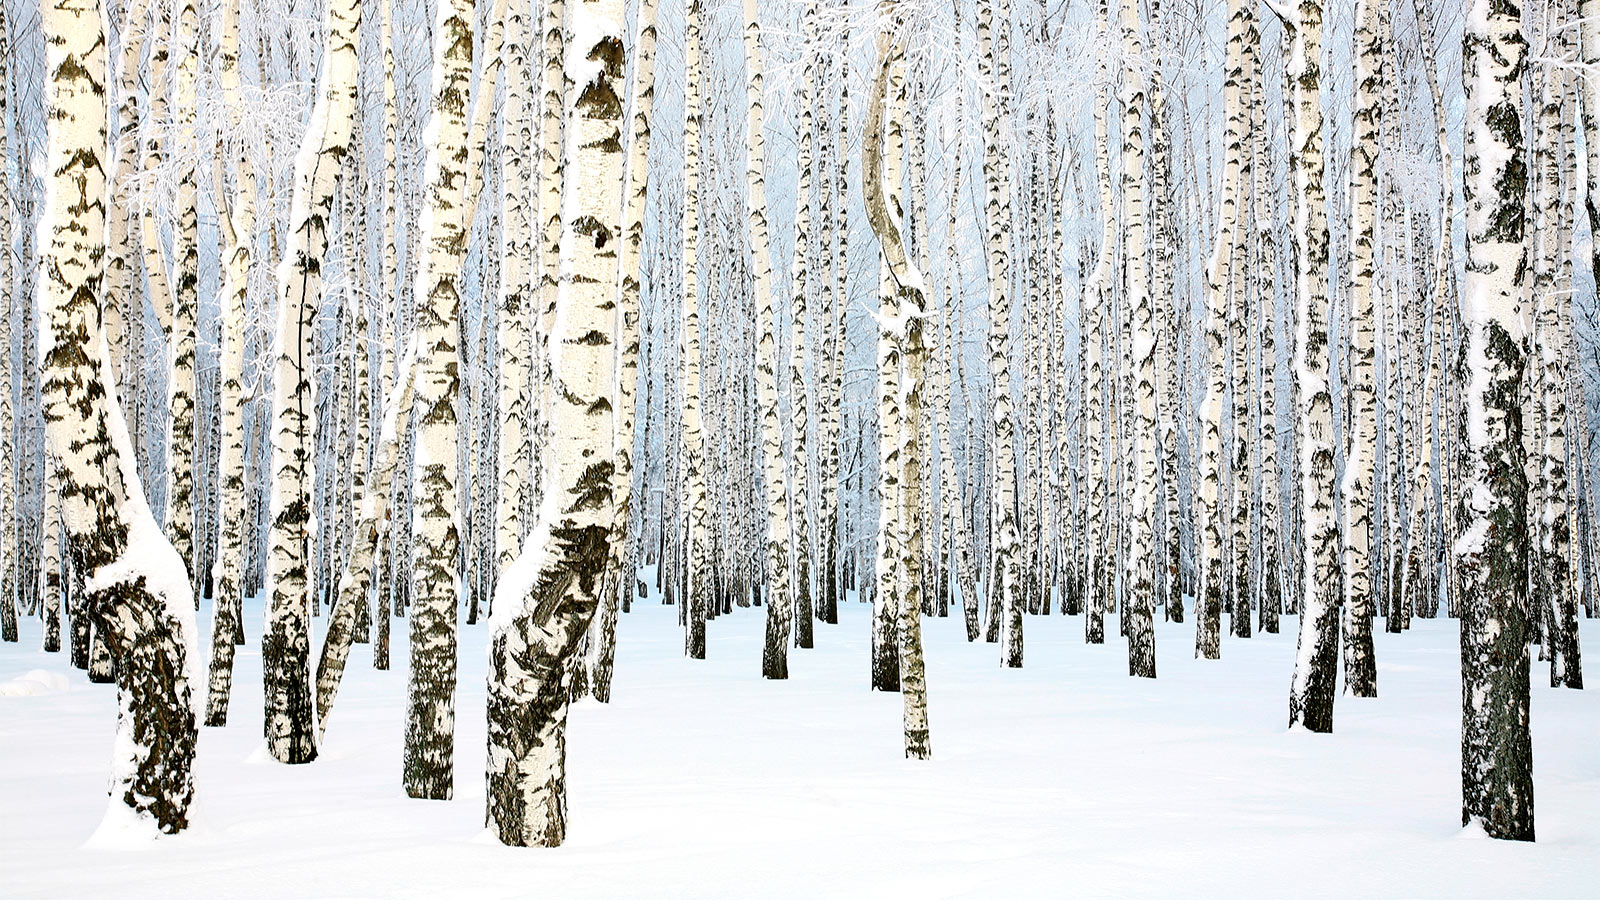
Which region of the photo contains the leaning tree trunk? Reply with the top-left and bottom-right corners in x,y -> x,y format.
263,0 -> 362,765
1457,0 -> 1534,842
864,22 -> 931,759
1285,0 -> 1341,734
40,0 -> 198,833
405,0 -> 475,801
485,0 -> 626,846
316,343 -> 418,740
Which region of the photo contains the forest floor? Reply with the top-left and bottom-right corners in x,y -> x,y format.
2,582 -> 1597,899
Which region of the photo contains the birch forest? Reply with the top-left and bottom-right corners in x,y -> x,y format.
2,0 -> 1598,891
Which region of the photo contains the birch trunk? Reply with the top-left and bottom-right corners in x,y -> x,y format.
1198,0 -> 1246,661
263,0 -> 362,764
979,0 -> 1021,667
1342,0 -> 1380,697
1457,0 -> 1534,842
1285,0 -> 1341,734
682,0 -> 711,659
1121,0 -> 1156,677
485,0 -> 625,844
205,0 -> 256,727
788,0 -> 818,650
405,0 -> 475,800
40,0 -> 198,832
165,0 -> 200,587
749,0 -> 793,681
496,0 -> 533,584
591,0 -> 658,700
865,25 -> 931,759
0,1 -> 12,645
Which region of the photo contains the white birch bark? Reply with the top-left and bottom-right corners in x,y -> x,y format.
1342,0 -> 1380,697
405,0 -> 474,800
205,0 -> 256,726
788,0 -> 818,650
865,24 -> 930,758
263,0 -> 362,764
164,0 -> 199,587
1457,0 -> 1534,841
0,0 -> 13,646
485,0 -> 626,844
1121,0 -> 1157,677
749,0 -> 793,680
39,0 -> 198,832
682,0 -> 711,659
1284,0 -> 1341,733
497,0 -> 533,581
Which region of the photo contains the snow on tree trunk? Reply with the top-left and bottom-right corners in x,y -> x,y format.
405,0 -> 475,801
749,0 -> 793,681
788,0 -> 818,651
485,0 -> 625,845
1286,0 -> 1341,734
1457,0 -> 1535,842
164,0 -> 200,590
0,0 -> 13,646
39,0 -> 198,833
979,0 -> 1021,668
1120,0 -> 1156,678
1197,0 -> 1246,661
263,0 -> 361,765
866,24 -> 931,756
1342,0 -> 1380,698
682,0 -> 711,660
205,0 -> 256,727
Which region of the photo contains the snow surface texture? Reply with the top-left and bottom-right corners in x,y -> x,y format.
2,584 -> 1596,898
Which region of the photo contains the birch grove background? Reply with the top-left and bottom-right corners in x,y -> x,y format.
1,0 -> 1598,883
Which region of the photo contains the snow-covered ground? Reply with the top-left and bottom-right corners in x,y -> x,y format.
2,590 -> 1596,899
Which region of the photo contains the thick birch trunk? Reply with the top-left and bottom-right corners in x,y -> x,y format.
682,0 -> 711,659
1457,0 -> 1534,842
40,0 -> 198,832
405,0 -> 475,801
485,0 -> 625,844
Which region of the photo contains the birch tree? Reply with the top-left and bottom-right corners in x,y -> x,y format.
39,0 -> 198,832
1284,0 -> 1341,734
406,0 -> 475,801
1343,0 -> 1380,697
750,0 -> 793,681
263,0 -> 362,764
1456,0 -> 1535,842
485,0 -> 626,845
205,0 -> 256,727
1121,0 -> 1156,678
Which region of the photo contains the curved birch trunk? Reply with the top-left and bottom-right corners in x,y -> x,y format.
263,0 -> 362,764
485,0 -> 626,845
316,344 -> 418,740
40,0 -> 198,832
865,25 -> 930,757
